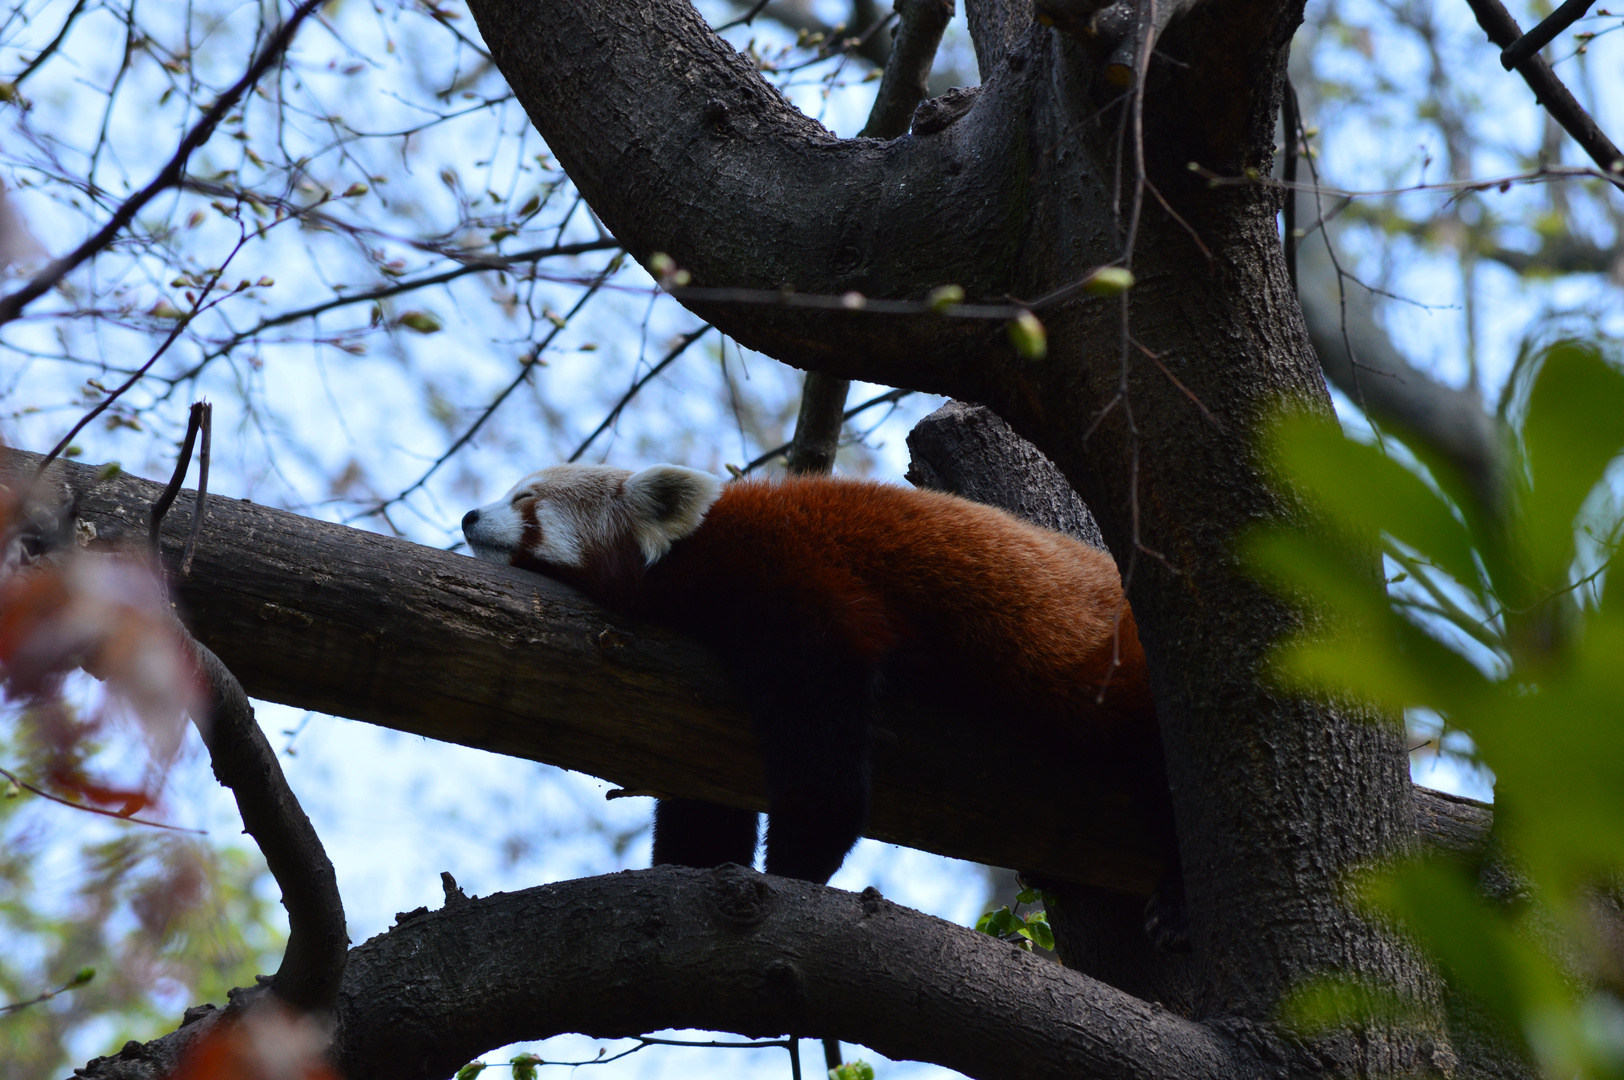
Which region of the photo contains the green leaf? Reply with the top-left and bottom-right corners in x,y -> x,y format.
1083,267 -> 1135,294
1266,413 -> 1480,593
1519,342 -> 1624,589
509,1052 -> 542,1080
830,1061 -> 876,1080
399,311 -> 442,334
455,1063 -> 487,1080
927,285 -> 964,312
1365,859 -> 1567,1030
1007,311 -> 1046,359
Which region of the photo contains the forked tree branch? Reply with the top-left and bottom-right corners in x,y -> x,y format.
1460,0 -> 1624,181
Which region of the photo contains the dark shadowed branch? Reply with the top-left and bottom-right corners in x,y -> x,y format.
179,630 -> 347,1012
859,0 -> 954,140
1460,0 -> 1624,180
75,867 -> 1256,1080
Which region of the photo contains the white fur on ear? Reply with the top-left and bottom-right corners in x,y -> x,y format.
623,465 -> 722,564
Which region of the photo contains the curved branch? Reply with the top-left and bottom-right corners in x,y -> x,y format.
180,629 -> 347,1012
76,869 -> 1251,1080
464,0 -> 1038,387
332,867 -> 1243,1080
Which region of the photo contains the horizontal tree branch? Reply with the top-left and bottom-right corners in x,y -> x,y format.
333,866 -> 1248,1080
76,866 -> 1257,1080
2,447 -> 1489,895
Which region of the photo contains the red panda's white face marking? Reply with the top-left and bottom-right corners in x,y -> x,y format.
463,464 -> 721,570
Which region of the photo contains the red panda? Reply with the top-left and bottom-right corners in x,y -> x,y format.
463,465 -> 1180,942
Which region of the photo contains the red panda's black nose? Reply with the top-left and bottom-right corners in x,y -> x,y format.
462,509 -> 480,531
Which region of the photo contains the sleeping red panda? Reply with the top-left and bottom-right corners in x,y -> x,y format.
463,464 -> 1182,944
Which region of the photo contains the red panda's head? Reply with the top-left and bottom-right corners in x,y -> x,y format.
462,464 -> 721,584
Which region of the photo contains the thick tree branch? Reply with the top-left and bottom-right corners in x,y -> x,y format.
784,372 -> 852,474
965,0 -> 1035,78
905,400 -> 1107,550
78,867 -> 1255,1080
332,867 -> 1248,1080
10,446 -> 1165,893
3,447 -> 1486,892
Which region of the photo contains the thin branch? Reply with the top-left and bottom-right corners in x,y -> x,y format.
182,404 -> 212,577
1459,0 -> 1622,181
149,403 -> 206,553
0,0 -> 324,326
568,325 -> 712,462
171,238 -> 622,385
740,387 -> 911,475
0,764 -> 205,833
12,0 -> 88,86
33,248 -> 246,478
784,372 -> 852,475
364,265 -> 615,517
858,0 -> 953,141
1500,0 -> 1595,69
714,0 -> 773,32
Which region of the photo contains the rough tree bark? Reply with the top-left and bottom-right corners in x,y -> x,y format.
465,0 -> 1445,1058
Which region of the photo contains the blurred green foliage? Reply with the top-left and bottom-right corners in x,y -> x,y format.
0,722 -> 286,1080
1250,341 -> 1624,1076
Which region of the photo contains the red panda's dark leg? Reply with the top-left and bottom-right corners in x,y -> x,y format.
652,798 -> 760,869
741,648 -> 880,885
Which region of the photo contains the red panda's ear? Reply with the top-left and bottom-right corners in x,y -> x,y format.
624,465 -> 722,563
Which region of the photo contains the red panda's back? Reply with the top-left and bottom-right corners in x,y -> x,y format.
643,477 -> 1155,746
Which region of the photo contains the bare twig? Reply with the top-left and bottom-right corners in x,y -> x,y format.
11,0 -> 89,86
363,265 -> 616,517
149,403 -> 206,553
167,239 -> 621,386
569,326 -> 712,462
0,0 -> 324,326
0,764 -> 205,834
715,0 -> 773,32
33,250 -> 246,478
182,404 -> 212,577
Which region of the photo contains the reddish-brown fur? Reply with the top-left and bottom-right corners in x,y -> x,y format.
640,478 -> 1157,749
